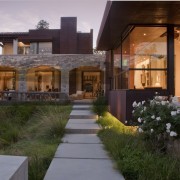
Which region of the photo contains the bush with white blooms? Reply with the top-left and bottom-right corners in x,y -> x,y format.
132,96 -> 180,151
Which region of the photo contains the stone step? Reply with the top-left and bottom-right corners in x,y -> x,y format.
65,123 -> 100,134
69,110 -> 97,119
73,105 -> 92,110
44,158 -> 124,180
68,118 -> 97,124
54,143 -> 108,159
62,134 -> 102,144
72,99 -> 94,105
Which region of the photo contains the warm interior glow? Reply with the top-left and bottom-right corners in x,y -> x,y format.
175,27 -> 180,97
0,69 -> 16,91
121,26 -> 167,90
27,66 -> 60,92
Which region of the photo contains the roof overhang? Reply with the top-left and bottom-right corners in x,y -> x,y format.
97,1 -> 180,50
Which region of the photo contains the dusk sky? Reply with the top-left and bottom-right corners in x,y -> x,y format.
0,0 -> 108,53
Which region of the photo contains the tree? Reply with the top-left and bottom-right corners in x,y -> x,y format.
36,20 -> 49,29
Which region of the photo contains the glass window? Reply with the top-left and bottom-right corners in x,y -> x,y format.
174,26 -> 180,96
113,46 -> 121,89
121,26 -> 167,90
122,35 -> 130,70
130,70 -> 167,89
121,71 -> 129,89
39,42 -> 52,54
29,42 -> 52,54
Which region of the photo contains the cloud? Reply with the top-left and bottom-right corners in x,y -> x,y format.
77,21 -> 92,32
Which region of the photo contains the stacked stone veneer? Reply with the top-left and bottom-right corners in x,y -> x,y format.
0,54 -> 105,93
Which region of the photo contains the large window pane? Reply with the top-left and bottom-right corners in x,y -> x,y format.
122,34 -> 130,70
130,70 -> 167,89
121,71 -> 129,89
113,46 -> 121,89
39,42 -> 52,54
129,27 -> 167,69
30,42 -> 52,54
121,26 -> 167,90
174,26 -> 180,96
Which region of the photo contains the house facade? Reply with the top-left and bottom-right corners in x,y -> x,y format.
97,1 -> 180,123
0,17 -> 105,100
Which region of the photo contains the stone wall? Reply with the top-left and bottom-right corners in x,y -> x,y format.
0,54 -> 105,70
0,54 -> 105,93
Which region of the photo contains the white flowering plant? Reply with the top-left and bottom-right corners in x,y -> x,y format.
132,96 -> 180,151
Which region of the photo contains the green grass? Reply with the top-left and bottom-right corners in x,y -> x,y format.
0,104 -> 72,180
98,113 -> 180,180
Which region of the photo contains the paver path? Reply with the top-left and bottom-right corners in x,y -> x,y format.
44,100 -> 124,180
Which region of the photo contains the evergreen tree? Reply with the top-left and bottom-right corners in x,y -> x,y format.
36,20 -> 49,29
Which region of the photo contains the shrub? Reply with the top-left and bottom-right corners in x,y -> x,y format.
132,96 -> 180,152
92,96 -> 108,116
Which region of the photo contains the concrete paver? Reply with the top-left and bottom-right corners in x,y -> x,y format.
68,118 -> 97,124
73,105 -> 92,110
65,123 -> 100,134
70,110 -> 97,119
44,158 -> 124,180
62,134 -> 101,144
55,143 -> 108,159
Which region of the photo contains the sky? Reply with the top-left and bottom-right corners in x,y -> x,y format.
0,0 -> 108,53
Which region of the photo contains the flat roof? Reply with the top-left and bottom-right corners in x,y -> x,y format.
97,1 -> 180,50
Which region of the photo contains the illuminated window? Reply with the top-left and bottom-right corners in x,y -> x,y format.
121,26 -> 167,89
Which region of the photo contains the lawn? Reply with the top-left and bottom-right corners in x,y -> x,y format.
0,103 -> 72,180
97,112 -> 180,180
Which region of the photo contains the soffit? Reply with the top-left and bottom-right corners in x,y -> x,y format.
97,1 -> 180,50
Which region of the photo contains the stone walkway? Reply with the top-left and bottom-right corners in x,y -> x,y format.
44,100 -> 124,180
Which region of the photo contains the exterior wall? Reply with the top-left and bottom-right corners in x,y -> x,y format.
109,89 -> 168,123
3,43 -> 13,55
60,17 -> 77,54
77,30 -> 93,54
0,54 -> 105,93
29,29 -> 60,54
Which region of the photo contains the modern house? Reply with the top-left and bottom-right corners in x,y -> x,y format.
97,1 -> 180,123
0,17 -> 105,100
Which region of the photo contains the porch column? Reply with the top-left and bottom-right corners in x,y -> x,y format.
13,39 -> 18,55
61,69 -> 69,94
18,69 -> 27,100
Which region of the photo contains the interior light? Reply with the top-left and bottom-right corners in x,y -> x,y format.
143,33 -> 147,36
